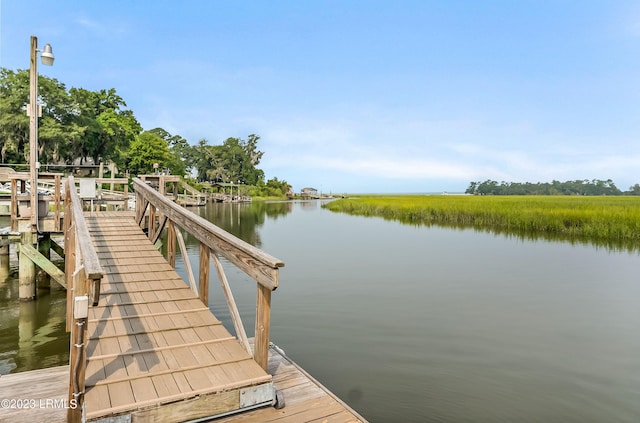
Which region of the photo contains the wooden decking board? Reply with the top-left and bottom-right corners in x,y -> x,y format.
87,319 -> 224,342
89,336 -> 236,362
92,243 -> 160,252
96,250 -> 162,260
88,306 -> 210,323
97,280 -> 189,294
97,256 -> 169,266
105,380 -> 135,410
151,373 -> 181,398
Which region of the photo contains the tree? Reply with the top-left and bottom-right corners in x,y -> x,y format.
466,178 -> 628,196
192,135 -> 265,185
37,75 -> 85,164
192,139 -> 214,181
214,135 -> 264,185
0,68 -> 29,163
125,131 -> 170,175
628,184 -> 640,195
0,68 -> 83,164
147,127 -> 193,176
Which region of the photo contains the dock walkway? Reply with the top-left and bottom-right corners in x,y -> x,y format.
82,211 -> 273,421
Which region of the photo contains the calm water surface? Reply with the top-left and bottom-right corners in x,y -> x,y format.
1,202 -> 639,422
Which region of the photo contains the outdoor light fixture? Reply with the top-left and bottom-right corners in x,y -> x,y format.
29,35 -> 55,230
40,43 -> 55,66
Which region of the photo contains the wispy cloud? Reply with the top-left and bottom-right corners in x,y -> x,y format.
74,14 -> 128,37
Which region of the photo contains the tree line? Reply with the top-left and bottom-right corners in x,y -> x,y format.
0,68 -> 291,198
465,179 -> 640,196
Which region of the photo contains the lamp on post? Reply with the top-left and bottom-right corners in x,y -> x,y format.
29,35 -> 55,231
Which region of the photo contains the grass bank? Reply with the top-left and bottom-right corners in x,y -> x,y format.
323,195 -> 640,251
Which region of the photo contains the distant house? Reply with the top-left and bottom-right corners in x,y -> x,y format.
300,187 -> 319,199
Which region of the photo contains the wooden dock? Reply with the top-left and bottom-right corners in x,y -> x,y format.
80,211 -> 275,421
0,344 -> 367,423
0,175 -> 367,422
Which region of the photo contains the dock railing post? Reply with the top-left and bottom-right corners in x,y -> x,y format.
67,268 -> 88,423
123,180 -> 129,211
10,178 -> 18,232
167,220 -> 176,268
254,284 -> 272,371
54,174 -> 61,231
64,181 -> 75,332
198,243 -> 210,305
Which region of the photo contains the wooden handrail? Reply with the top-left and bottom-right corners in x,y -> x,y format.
133,178 -> 284,289
133,177 -> 284,371
66,176 -> 103,279
64,176 -> 104,423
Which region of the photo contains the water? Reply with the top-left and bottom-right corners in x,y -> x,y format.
1,201 -> 639,422
0,254 -> 69,375
192,200 -> 640,423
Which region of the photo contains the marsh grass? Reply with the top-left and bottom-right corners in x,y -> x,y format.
323,195 -> 640,252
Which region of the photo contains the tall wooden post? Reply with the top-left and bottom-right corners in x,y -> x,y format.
29,35 -> 39,232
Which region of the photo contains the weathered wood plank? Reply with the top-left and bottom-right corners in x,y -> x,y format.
254,283 -> 272,371
66,176 -> 103,279
212,253 -> 252,354
175,227 -> 197,293
19,243 -> 67,288
133,178 -> 283,289
199,243 -> 210,304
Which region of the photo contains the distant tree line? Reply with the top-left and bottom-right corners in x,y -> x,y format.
466,179 -> 640,196
0,68 -> 291,198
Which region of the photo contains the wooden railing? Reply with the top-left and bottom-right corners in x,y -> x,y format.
64,176 -> 104,423
9,172 -> 63,232
133,177 -> 284,371
9,173 -> 131,231
90,177 -> 130,209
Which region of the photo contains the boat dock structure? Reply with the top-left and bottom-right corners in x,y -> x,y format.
0,173 -> 367,423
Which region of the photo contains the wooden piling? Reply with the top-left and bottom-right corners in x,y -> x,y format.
19,232 -> 36,301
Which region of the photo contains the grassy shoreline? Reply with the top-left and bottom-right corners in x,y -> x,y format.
323,195 -> 640,251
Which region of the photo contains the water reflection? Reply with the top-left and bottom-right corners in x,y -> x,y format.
191,201 -> 294,246
0,264 -> 69,374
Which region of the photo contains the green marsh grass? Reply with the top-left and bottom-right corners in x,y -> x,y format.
323,195 -> 640,252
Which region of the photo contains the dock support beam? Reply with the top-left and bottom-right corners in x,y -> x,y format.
37,234 -> 51,289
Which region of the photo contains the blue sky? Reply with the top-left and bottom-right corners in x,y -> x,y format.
2,1 -> 640,193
